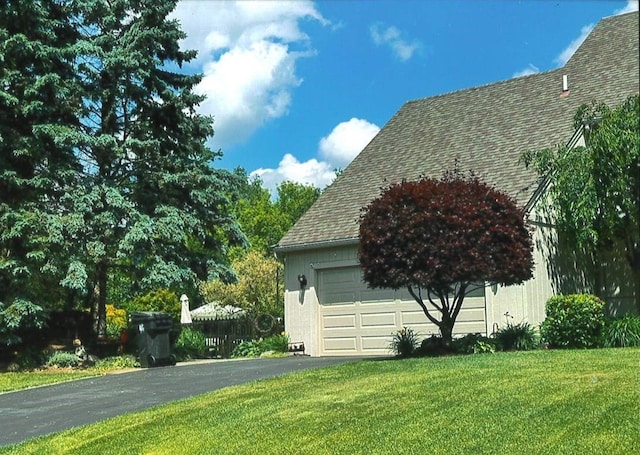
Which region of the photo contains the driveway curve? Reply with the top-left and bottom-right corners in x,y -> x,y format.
0,356 -> 363,447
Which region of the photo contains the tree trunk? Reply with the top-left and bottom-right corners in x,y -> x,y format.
96,261 -> 108,338
439,314 -> 454,346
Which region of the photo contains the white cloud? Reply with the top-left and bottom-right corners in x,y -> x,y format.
370,23 -> 421,61
250,153 -> 336,193
554,24 -> 595,67
249,117 -> 380,193
512,64 -> 540,78
614,0 -> 639,15
318,118 -> 380,168
171,1 -> 327,148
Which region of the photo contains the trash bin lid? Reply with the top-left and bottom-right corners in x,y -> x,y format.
129,311 -> 172,324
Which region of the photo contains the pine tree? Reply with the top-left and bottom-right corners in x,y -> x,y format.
0,0 -> 79,344
54,0 -> 245,336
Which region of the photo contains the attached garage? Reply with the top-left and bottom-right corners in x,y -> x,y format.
316,265 -> 486,356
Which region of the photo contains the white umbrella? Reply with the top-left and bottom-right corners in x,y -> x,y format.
180,294 -> 192,325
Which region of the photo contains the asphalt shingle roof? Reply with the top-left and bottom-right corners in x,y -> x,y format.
277,12 -> 639,251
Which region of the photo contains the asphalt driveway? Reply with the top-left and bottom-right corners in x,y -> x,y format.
0,356 -> 363,447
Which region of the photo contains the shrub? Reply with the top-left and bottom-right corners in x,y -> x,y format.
106,304 -> 127,339
603,315 -> 640,347
46,351 -> 79,368
453,333 -> 496,354
231,334 -> 291,358
260,333 -> 289,353
231,340 -> 263,358
495,322 -> 539,351
174,327 -> 206,360
125,289 -> 181,325
540,294 -> 605,349
0,298 -> 46,347
94,355 -> 139,371
389,327 -> 419,358
416,335 -> 449,357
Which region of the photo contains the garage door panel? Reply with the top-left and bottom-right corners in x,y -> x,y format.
323,337 -> 357,351
323,313 -> 356,329
361,336 -> 390,351
360,312 -> 397,328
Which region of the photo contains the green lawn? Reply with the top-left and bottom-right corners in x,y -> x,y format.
0,370 -> 99,394
2,348 -> 638,454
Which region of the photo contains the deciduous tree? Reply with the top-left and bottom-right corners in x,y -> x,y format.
358,172 -> 534,344
523,95 -> 639,311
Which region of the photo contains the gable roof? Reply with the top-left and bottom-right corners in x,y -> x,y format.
277,12 -> 639,252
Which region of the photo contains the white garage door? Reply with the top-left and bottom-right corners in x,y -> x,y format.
317,266 -> 487,356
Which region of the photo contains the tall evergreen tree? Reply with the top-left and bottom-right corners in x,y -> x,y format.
0,0 -> 79,344
48,0 -> 245,336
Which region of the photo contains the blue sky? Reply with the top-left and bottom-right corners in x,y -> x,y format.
171,0 -> 638,192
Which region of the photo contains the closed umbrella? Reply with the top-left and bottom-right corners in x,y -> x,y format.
180,294 -> 192,325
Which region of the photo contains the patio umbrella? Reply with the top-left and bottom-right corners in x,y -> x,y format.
180,294 -> 192,325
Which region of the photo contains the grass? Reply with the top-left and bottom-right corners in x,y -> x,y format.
1,348 -> 639,454
0,370 -> 99,394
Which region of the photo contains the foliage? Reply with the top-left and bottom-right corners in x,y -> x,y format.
200,250 -> 284,317
174,327 -> 207,360
6,349 -> 640,454
275,181 -> 322,229
522,95 -> 640,311
452,333 -> 496,354
0,0 -> 79,312
388,327 -> 419,357
359,170 -> 533,344
124,289 -> 181,326
231,334 -> 289,358
105,305 -> 127,339
46,351 -> 80,369
416,335 -> 451,357
602,314 -> 640,347
540,294 -> 606,348
93,355 -> 139,371
232,169 -> 321,256
494,322 -> 539,351
1,0 -> 246,343
0,299 -> 46,347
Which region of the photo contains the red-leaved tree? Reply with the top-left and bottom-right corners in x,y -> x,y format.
358,171 -> 534,344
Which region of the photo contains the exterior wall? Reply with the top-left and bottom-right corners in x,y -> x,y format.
485,221 -> 555,334
282,246 -> 360,356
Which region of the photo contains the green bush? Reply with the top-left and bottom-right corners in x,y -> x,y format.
540,294 -> 605,349
603,314 -> 640,347
46,351 -> 79,368
453,333 -> 496,354
416,335 -> 449,357
231,334 -> 290,358
260,333 -> 289,352
174,327 -> 206,360
495,322 -> 539,351
124,289 -> 181,325
389,327 -> 419,357
94,355 -> 139,371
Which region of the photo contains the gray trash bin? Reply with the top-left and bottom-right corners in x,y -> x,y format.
129,311 -> 176,367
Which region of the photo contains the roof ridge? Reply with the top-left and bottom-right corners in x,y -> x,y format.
404,68 -> 562,107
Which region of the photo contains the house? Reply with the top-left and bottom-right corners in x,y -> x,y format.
275,12 -> 640,356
